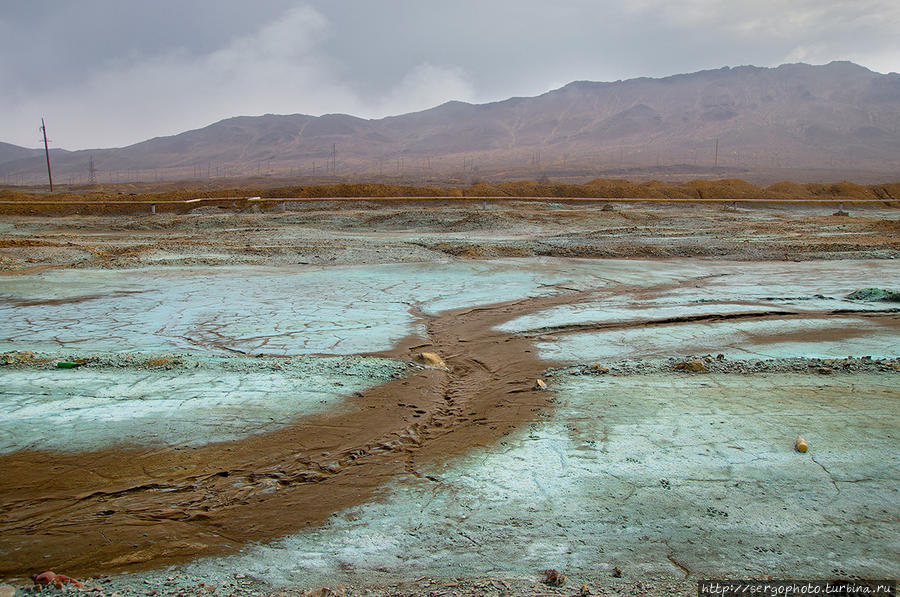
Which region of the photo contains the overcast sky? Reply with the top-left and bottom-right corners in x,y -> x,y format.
2,0 -> 898,150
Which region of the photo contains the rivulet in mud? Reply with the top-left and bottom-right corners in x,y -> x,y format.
0,282 -> 606,580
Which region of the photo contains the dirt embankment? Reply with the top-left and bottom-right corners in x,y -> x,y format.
1,178 -> 898,215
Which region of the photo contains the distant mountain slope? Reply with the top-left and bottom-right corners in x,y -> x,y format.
3,61 -> 899,184
0,142 -> 42,165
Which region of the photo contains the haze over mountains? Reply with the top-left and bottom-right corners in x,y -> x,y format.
2,61 -> 898,185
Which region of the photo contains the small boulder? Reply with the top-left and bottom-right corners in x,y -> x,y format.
418,352 -> 447,369
542,569 -> 565,586
534,378 -> 548,390
33,572 -> 57,588
590,364 -> 610,374
674,359 -> 707,373
795,435 -> 808,453
0,583 -> 17,597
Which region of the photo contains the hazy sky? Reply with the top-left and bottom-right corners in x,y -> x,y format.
2,0 -> 898,150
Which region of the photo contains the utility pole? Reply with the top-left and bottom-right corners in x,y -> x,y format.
714,137 -> 719,169
40,118 -> 53,191
332,143 -> 336,176
88,155 -> 97,185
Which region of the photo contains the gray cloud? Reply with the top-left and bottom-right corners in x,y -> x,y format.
1,0 -> 897,149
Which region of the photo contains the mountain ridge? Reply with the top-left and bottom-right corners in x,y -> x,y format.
2,61 -> 898,184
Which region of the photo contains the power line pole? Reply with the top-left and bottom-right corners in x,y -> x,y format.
40,118 -> 53,191
714,137 -> 719,169
332,143 -> 336,175
88,155 -> 97,185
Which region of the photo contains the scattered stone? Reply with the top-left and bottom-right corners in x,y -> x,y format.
612,566 -> 623,578
534,378 -> 548,390
796,435 -> 808,453
580,583 -> 591,595
0,583 -> 16,597
601,203 -> 615,212
590,364 -> 610,374
537,334 -> 559,342
673,359 -> 707,373
542,569 -> 566,586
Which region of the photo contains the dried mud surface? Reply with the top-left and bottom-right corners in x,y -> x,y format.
1,200 -> 898,597
0,200 -> 897,270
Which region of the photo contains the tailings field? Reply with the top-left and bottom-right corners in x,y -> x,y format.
0,199 -> 898,597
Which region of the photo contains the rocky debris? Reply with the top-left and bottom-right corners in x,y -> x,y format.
32,571 -> 84,590
1,573 -> 697,597
0,351 -> 409,380
537,334 -> 559,341
305,588 -> 345,597
673,359 -> 707,373
417,352 -> 447,369
548,356 -> 900,377
796,435 -> 809,453
846,287 -> 900,302
534,378 -> 548,390
542,569 -> 566,586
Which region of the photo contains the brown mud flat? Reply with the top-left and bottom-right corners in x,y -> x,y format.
0,279 -> 633,580
0,200 -> 898,272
